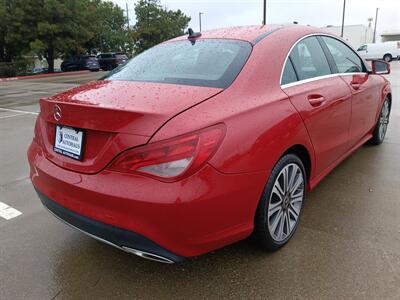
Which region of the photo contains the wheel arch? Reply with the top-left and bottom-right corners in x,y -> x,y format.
375,85 -> 392,123
386,92 -> 392,110
281,144 -> 312,187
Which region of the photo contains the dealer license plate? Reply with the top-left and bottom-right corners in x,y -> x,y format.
53,125 -> 85,160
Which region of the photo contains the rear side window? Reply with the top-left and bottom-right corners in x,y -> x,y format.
281,58 -> 298,85
289,36 -> 332,81
321,36 -> 364,73
105,40 -> 252,88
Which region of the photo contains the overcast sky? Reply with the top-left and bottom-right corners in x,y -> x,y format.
113,0 -> 399,36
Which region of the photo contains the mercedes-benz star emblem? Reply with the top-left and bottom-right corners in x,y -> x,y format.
54,104 -> 62,121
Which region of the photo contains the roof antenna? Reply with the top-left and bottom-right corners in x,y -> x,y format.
188,28 -> 202,42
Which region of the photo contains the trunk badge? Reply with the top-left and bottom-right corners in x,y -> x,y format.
54,105 -> 62,121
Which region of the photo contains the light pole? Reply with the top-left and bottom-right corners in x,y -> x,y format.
366,17 -> 373,43
126,3 -> 130,29
340,0 -> 346,37
199,12 -> 203,32
368,17 -> 373,28
373,8 -> 379,43
262,0 -> 266,25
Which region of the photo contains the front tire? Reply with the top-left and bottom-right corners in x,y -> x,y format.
370,97 -> 390,145
254,154 -> 306,251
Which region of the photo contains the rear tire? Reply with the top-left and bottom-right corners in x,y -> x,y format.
370,97 -> 390,145
383,54 -> 392,62
254,154 -> 306,251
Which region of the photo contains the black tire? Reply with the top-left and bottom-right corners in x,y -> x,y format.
383,54 -> 392,62
254,154 -> 306,251
370,97 -> 390,145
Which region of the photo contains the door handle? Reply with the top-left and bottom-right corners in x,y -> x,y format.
350,82 -> 361,90
307,95 -> 325,107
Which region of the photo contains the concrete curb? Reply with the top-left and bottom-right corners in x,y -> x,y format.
0,70 -> 91,82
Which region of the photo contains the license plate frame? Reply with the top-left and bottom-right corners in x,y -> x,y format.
53,125 -> 85,161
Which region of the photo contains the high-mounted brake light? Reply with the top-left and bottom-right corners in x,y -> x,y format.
108,124 -> 226,181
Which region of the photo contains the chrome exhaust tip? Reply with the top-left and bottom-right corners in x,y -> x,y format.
121,246 -> 175,264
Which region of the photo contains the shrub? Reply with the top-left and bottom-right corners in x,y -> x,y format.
0,62 -> 17,78
14,57 -> 34,75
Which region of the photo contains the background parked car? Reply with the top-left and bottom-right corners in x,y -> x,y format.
60,55 -> 100,72
97,52 -> 128,70
31,67 -> 49,74
357,41 -> 400,62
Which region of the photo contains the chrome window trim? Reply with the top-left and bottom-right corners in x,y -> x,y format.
279,33 -> 368,88
281,72 -> 367,89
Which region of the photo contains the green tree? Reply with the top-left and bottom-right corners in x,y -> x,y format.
85,0 -> 132,54
133,0 -> 190,53
2,0 -> 94,71
0,0 -> 7,61
3,0 -> 187,73
1,0 -> 38,62
29,0 -> 93,72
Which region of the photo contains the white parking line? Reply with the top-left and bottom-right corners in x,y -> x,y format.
0,107 -> 39,115
0,113 -> 26,119
0,201 -> 22,220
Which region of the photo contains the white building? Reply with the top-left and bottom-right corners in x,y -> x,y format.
381,30 -> 400,42
323,24 -> 374,49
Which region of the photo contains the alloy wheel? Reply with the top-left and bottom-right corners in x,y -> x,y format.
379,100 -> 389,141
267,163 -> 304,242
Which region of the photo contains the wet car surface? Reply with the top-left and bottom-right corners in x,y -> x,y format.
0,65 -> 400,299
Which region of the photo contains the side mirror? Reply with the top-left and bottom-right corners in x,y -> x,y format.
371,60 -> 390,75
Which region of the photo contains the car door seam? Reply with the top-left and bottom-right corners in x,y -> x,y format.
280,89 -> 317,172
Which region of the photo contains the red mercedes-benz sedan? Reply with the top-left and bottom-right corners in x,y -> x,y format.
28,25 -> 392,263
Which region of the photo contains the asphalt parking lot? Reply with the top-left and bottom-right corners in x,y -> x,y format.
1,65 -> 400,299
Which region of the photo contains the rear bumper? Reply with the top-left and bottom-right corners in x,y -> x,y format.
36,189 -> 184,263
28,140 -> 267,258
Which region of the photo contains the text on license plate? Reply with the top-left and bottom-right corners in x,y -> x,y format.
53,125 -> 85,160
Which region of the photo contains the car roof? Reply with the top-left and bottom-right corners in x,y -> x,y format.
170,24 -> 335,45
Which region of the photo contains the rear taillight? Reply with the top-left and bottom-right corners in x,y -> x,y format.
108,124 -> 226,181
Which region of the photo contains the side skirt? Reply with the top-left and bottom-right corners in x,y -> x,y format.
309,133 -> 372,190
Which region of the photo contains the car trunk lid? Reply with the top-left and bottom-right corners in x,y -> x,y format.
37,80 -> 223,174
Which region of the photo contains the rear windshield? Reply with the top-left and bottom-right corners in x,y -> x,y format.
105,39 -> 252,88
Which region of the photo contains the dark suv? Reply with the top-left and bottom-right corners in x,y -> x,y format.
97,53 -> 128,70
61,55 -> 100,72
